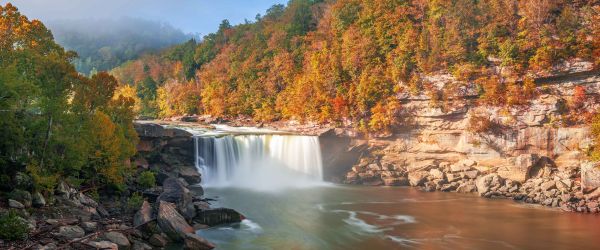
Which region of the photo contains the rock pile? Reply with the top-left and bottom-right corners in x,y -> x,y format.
345,153 -> 600,213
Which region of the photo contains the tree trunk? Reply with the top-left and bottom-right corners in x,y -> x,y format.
40,115 -> 53,168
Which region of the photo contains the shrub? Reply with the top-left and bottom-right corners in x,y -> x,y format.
570,85 -> 587,110
468,114 -> 494,134
26,164 -> 58,193
0,210 -> 29,241
127,192 -> 144,211
137,171 -> 156,189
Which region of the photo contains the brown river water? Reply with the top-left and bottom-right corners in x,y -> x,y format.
182,185 -> 600,250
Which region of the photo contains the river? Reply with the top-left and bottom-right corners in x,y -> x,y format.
197,185 -> 600,250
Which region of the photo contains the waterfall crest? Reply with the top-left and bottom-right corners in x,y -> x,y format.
194,134 -> 324,189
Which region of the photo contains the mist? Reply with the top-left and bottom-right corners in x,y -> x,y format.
2,0 -> 288,34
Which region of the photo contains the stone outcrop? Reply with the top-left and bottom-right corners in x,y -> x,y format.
184,233 -> 216,250
497,154 -> 540,182
318,128 -> 367,182
134,201 -> 154,228
134,123 -> 200,185
192,208 -> 244,227
581,161 -> 600,191
157,178 -> 196,220
157,201 -> 195,242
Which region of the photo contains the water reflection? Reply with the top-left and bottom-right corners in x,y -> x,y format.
197,186 -> 600,250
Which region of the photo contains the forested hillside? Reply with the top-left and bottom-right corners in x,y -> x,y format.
0,4 -> 138,193
49,18 -> 192,75
113,0 -> 600,132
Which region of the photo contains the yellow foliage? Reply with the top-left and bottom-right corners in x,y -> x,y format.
87,111 -> 132,185
113,85 -> 141,114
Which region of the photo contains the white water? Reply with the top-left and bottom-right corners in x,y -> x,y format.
193,133 -> 324,190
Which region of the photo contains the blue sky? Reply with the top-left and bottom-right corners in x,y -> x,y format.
2,0 -> 288,35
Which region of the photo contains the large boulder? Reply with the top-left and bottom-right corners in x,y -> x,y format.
456,182 -> 477,193
581,161 -> 600,191
184,233 -> 215,250
104,231 -> 131,250
475,174 -> 504,195
497,154 -> 539,182
9,199 -> 24,209
178,166 -> 202,184
157,201 -> 194,242
32,192 -> 46,207
192,208 -> 244,227
382,177 -> 409,186
408,171 -> 429,186
450,159 -> 476,172
134,201 -> 154,228
157,178 -> 196,220
9,189 -> 32,208
135,123 -> 167,138
55,225 -> 85,240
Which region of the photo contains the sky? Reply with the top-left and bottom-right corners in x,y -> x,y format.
2,0 -> 289,35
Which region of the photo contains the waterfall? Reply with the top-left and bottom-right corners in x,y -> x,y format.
194,134 -> 324,188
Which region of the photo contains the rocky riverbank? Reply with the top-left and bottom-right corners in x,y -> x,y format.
344,154 -> 600,213
0,124 -> 243,249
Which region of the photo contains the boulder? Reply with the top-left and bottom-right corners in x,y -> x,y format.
81,221 -> 98,233
462,170 -> 479,179
183,233 -> 216,250
134,123 -> 166,138
540,180 -> 556,191
450,159 -> 476,172
134,201 -> 154,228
382,177 -> 409,186
157,178 -> 196,220
87,241 -> 119,250
56,181 -> 70,195
456,182 -> 477,193
408,171 -> 429,186
32,192 -> 46,207
475,174 -> 504,195
407,160 -> 438,172
440,182 -> 459,192
78,193 -> 98,208
178,166 -> 201,184
429,169 -> 445,180
56,225 -> 85,240
157,201 -> 194,242
497,154 -> 539,182
104,232 -> 130,250
367,164 -> 382,171
9,189 -> 32,208
581,161 -> 600,190
193,208 -> 244,227
148,234 -> 169,247
9,199 -> 25,209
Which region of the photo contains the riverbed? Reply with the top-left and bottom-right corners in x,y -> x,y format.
196,185 -> 600,250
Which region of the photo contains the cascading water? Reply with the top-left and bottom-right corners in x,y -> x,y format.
193,133 -> 324,190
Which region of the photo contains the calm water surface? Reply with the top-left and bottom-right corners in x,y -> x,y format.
194,185 -> 600,250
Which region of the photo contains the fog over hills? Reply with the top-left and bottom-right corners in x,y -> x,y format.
46,18 -> 194,75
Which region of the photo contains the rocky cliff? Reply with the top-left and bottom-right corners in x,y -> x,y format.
330,69 -> 600,213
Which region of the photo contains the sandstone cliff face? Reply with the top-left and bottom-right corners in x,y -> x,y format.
337,70 -> 600,212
